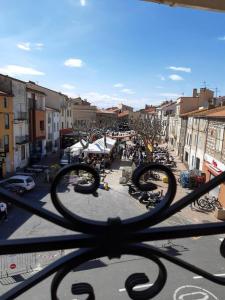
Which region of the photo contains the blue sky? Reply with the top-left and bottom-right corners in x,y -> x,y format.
1,0 -> 225,109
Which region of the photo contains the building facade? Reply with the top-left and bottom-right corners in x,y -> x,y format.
0,91 -> 14,177
26,84 -> 46,159
46,107 -> 60,153
0,75 -> 29,170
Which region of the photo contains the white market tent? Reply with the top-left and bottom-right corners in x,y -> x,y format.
84,137 -> 116,155
84,143 -> 109,154
70,140 -> 87,156
93,137 -> 116,151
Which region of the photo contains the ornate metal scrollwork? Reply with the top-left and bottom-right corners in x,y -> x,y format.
0,163 -> 225,299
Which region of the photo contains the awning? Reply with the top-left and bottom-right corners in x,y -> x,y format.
205,162 -> 222,176
144,0 -> 225,12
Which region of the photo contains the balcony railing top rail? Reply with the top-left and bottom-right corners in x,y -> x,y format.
0,163 -> 225,299
14,112 -> 28,120
15,135 -> 29,144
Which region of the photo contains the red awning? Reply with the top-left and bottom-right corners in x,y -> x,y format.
206,162 -> 222,176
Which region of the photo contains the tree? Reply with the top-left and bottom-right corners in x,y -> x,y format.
129,115 -> 163,161
72,119 -> 114,150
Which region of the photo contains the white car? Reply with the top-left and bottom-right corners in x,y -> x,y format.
4,176 -> 36,192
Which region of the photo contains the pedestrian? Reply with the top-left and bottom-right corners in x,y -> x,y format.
0,202 -> 8,221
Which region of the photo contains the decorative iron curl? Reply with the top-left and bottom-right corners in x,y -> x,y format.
0,163 -> 224,300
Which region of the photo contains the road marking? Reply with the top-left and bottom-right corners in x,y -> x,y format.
193,273 -> 225,279
192,236 -> 201,240
118,283 -> 153,292
173,285 -> 218,300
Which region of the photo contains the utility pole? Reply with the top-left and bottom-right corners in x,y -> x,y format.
202,81 -> 207,89
214,87 -> 220,97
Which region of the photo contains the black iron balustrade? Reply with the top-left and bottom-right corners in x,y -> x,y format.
0,163 -> 225,299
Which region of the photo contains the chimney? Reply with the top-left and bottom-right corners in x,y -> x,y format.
193,88 -> 198,97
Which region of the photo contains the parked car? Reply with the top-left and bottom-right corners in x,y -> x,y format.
2,175 -> 36,192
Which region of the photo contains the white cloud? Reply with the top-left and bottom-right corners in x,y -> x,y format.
62,83 -> 75,90
157,75 -> 165,81
114,83 -> 124,88
64,58 -> 83,68
83,92 -> 125,107
160,93 -> 182,98
168,66 -> 191,73
35,43 -> 44,50
169,74 -> 184,81
0,65 -> 45,76
80,0 -> 86,6
121,88 -> 135,95
17,42 -> 44,51
218,36 -> 225,41
17,42 -> 31,51
61,90 -> 79,98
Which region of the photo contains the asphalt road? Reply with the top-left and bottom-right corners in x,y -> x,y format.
0,179 -> 225,299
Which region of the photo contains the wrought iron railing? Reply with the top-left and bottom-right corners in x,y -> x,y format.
0,163 -> 225,299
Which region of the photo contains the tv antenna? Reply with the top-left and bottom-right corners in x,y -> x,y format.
214,87 -> 220,97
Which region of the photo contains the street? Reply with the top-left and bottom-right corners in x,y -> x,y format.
0,159 -> 224,299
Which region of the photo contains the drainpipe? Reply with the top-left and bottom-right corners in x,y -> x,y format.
194,117 -> 200,169
203,118 -> 209,165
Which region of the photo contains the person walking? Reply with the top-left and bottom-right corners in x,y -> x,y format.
0,202 -> 8,221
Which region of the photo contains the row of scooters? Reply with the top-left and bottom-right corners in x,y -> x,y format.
153,147 -> 177,169
128,184 -> 164,209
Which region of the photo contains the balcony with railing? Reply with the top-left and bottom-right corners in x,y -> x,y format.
14,111 -> 28,121
0,163 -> 224,299
15,135 -> 29,144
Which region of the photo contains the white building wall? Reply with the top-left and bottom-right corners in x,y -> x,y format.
12,80 -> 29,170
53,112 -> 60,151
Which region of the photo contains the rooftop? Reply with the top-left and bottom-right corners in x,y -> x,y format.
181,105 -> 225,117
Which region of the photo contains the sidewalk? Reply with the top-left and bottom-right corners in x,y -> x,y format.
37,152 -> 60,166
171,152 -> 220,224
105,154 -> 220,224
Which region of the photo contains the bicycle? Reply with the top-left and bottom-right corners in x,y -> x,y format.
196,195 -> 222,211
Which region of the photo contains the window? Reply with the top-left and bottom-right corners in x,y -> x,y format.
70,110 -> 72,117
53,122 -> 56,132
3,97 -> 7,108
4,135 -> 9,153
185,151 -> 188,162
5,113 -> 9,129
40,120 -> 44,131
57,122 -> 59,131
186,133 -> 189,144
67,121 -> 69,128
61,122 -> 64,129
192,155 -> 195,167
215,128 -> 224,152
21,145 -> 25,160
189,134 -> 192,146
196,157 -> 200,170
67,110 -> 69,117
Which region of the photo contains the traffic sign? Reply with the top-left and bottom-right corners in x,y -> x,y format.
9,263 -> 16,270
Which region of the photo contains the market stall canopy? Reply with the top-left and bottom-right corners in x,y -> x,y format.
70,140 -> 87,156
93,137 -> 116,150
143,0 -> 225,12
70,140 -> 87,151
84,143 -> 110,154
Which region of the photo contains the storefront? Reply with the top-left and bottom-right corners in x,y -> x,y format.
203,154 -> 225,207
